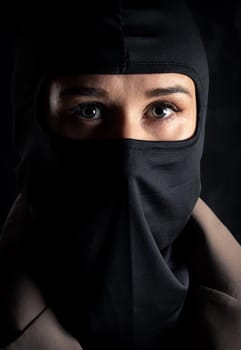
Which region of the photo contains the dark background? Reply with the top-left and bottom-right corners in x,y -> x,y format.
0,2 -> 241,242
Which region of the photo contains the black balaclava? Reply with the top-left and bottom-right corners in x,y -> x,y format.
12,1 -> 209,349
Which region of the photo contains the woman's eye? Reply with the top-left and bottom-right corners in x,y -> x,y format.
69,103 -> 103,120
146,103 -> 177,119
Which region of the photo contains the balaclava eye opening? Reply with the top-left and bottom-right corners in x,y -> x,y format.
11,1 -> 209,349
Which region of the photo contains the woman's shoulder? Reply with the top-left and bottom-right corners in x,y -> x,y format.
183,198 -> 241,350
188,197 -> 241,300
0,194 -> 82,349
1,304 -> 81,350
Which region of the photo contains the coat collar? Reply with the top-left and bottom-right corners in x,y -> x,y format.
1,195 -> 241,349
186,197 -> 241,300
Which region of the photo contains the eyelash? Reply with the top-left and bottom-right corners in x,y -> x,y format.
144,101 -> 181,121
66,100 -> 182,123
68,102 -> 105,121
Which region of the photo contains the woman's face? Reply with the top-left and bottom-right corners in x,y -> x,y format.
46,73 -> 196,141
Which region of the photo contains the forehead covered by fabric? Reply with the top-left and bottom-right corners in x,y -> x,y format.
30,1 -> 208,80
13,0 -> 209,155
16,1 -> 209,81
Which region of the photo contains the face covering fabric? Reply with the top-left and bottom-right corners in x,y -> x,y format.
23,133 -> 202,349
11,1 -> 209,349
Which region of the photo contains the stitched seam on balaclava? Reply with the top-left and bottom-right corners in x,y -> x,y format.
119,0 -> 128,73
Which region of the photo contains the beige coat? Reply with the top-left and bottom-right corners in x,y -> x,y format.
0,195 -> 240,350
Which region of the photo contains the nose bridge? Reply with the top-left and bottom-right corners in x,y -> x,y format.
111,103 -> 140,139
121,108 -> 136,139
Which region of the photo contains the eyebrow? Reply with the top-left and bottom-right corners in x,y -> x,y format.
59,84 -> 192,98
60,87 -> 107,98
145,85 -> 192,98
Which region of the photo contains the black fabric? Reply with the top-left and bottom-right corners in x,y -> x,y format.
13,0 -> 209,157
23,135 -> 202,350
10,1 -> 209,349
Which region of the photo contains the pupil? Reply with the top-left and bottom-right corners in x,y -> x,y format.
154,106 -> 164,116
83,105 -> 96,117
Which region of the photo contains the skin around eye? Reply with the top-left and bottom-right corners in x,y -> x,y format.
144,102 -> 181,121
68,102 -> 105,120
66,101 -> 180,123
46,73 -> 196,141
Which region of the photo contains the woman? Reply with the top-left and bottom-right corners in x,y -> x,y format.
0,1 -> 241,349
